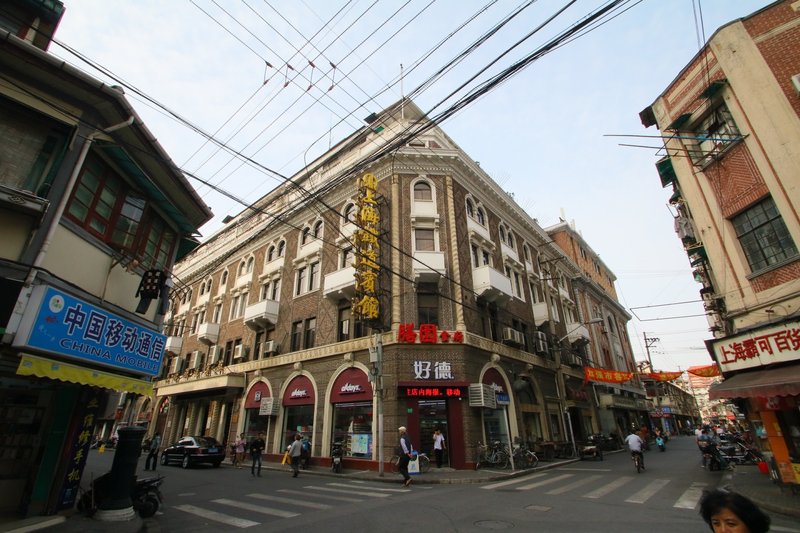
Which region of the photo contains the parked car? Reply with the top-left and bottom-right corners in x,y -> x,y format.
160,436 -> 225,468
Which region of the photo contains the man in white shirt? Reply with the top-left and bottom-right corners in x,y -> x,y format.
624,431 -> 645,470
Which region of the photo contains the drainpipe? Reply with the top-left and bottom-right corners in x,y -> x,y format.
24,116 -> 135,287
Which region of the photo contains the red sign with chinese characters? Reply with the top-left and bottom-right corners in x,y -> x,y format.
583,366 -> 634,384
397,323 -> 464,344
398,386 -> 466,398
711,322 -> 800,371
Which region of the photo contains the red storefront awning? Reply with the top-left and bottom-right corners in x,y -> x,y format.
708,365 -> 800,400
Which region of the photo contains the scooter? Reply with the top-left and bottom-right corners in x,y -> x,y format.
656,436 -> 665,452
718,439 -> 761,465
579,434 -> 604,461
331,440 -> 344,473
78,473 -> 164,518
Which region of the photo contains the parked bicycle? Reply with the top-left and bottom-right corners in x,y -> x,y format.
512,441 -> 539,469
475,441 -> 509,470
390,452 -> 431,473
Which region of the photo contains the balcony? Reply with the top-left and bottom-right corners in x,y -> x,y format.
323,266 -> 357,300
412,251 -> 446,284
296,238 -> 322,262
501,242 -> 519,265
467,216 -> 492,244
472,265 -> 512,303
165,336 -> 183,356
243,299 -> 280,330
197,322 -> 220,345
531,302 -> 549,326
411,199 -> 438,219
564,322 -> 590,344
261,256 -> 285,279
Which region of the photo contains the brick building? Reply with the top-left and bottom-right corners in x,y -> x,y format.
640,0 -> 800,485
153,100 -> 639,470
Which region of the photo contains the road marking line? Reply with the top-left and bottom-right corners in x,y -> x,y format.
516,474 -> 574,491
247,494 -> 331,509
305,486 -> 390,497
325,482 -> 407,493
546,475 -> 602,495
482,473 -> 547,490
213,498 -> 299,518
625,479 -> 671,503
583,476 -> 633,498
173,504 -> 259,528
673,482 -> 707,509
277,488 -> 363,503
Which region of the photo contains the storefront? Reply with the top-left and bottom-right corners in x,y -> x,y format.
281,374 -> 316,450
481,367 -> 513,447
330,367 -> 373,459
243,380 -> 274,440
565,377 -> 594,442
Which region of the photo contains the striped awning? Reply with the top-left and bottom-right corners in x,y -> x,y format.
16,354 -> 154,395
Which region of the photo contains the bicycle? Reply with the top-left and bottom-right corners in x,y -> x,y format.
512,443 -> 539,469
390,452 -> 431,473
631,450 -> 644,473
474,441 -> 509,470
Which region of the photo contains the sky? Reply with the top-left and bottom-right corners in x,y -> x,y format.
51,0 -> 772,372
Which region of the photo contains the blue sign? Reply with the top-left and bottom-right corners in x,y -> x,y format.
23,287 -> 164,376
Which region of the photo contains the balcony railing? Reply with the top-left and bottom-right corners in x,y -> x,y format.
471,264 -> 513,303
243,299 -> 280,330
197,322 -> 220,345
564,322 -> 590,344
323,266 -> 356,300
412,251 -> 446,283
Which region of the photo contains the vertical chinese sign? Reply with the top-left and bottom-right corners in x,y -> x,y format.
353,173 -> 380,322
57,387 -> 104,510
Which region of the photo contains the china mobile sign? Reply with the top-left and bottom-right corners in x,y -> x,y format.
710,321 -> 800,371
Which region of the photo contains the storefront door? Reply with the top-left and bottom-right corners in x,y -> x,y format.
419,400 -> 448,466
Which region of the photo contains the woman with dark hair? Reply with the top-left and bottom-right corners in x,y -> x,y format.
699,489 -> 771,533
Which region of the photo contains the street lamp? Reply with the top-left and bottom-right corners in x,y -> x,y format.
555,317 -> 603,458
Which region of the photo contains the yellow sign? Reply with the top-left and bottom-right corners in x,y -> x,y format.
353,173 -> 380,321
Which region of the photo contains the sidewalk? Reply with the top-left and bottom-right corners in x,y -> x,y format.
725,464 -> 800,520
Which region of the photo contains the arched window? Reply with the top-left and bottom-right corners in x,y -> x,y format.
466,198 -> 474,218
344,204 -> 356,224
278,240 -> 285,257
499,226 -> 506,242
413,181 -> 432,201
221,270 -> 228,286
507,232 -> 514,248
313,220 -> 323,239
206,278 -> 212,294
238,261 -> 246,276
476,207 -> 486,226
246,256 -> 254,273
267,245 -> 275,262
301,227 -> 311,245
523,245 -> 530,262
199,281 -> 205,295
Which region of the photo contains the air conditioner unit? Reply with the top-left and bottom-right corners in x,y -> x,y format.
208,346 -> 222,365
534,331 -> 548,355
233,345 -> 243,359
188,350 -> 202,370
792,73 -> 800,95
263,340 -> 278,355
468,383 -> 497,409
169,356 -> 185,374
501,327 -> 523,347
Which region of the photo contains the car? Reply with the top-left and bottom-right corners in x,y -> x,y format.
160,436 -> 225,468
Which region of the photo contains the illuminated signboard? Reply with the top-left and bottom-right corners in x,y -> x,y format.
398,386 -> 466,398
710,321 -> 800,371
353,173 -> 380,320
14,285 -> 165,376
398,323 -> 464,344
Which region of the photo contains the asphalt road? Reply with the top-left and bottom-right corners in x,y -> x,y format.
77,437 -> 800,533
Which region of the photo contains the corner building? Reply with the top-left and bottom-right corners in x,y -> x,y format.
641,0 -> 800,486
156,100 -> 629,470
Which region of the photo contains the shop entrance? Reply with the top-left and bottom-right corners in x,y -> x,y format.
418,400 -> 448,466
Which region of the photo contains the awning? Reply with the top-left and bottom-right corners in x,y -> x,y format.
666,113 -> 692,131
16,354 -> 154,396
708,365 -> 800,400
699,79 -> 727,100
656,156 -> 677,188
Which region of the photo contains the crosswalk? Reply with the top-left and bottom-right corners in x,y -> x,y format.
482,469 -> 717,510
172,480 -> 412,528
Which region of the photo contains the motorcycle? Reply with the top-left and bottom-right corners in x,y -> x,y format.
78,473 -> 164,518
331,440 -> 343,473
656,436 -> 665,452
718,438 -> 762,465
579,434 -> 604,461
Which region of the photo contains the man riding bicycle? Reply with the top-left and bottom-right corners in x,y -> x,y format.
624,430 -> 645,471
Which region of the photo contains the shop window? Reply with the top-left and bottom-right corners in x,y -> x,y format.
732,196 -> 798,273
332,403 -> 373,458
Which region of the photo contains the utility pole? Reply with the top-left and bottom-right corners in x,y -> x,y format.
643,333 -> 661,432
370,332 -> 384,476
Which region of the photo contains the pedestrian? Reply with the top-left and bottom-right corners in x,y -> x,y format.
250,432 -> 265,477
234,433 -> 246,468
699,489 -> 770,533
398,426 -> 413,487
433,429 -> 446,468
624,429 -> 644,470
288,434 -> 303,478
144,432 -> 161,471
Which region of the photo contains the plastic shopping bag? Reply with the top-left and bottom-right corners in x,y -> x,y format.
408,456 -> 420,475
281,451 -> 289,465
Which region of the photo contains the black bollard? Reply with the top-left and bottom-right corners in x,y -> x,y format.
97,426 -> 145,515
